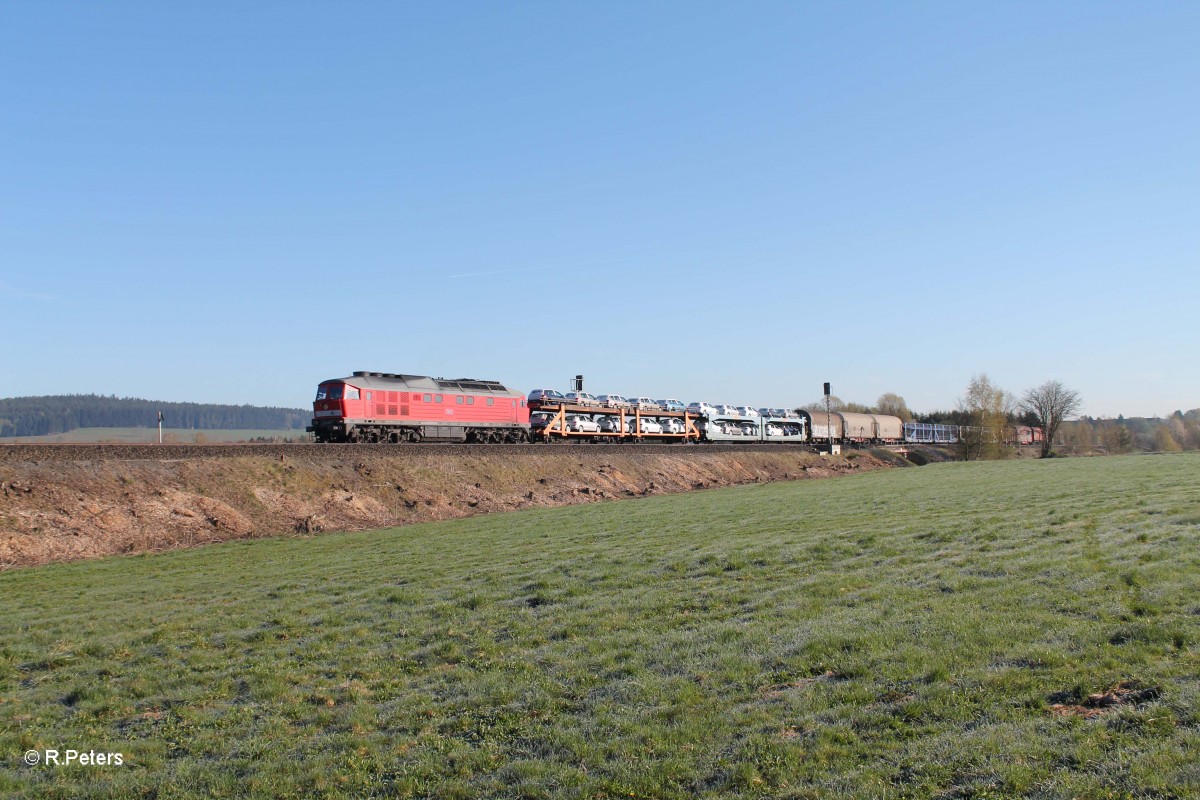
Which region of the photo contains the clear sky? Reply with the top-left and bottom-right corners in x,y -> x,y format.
2,2 -> 1197,417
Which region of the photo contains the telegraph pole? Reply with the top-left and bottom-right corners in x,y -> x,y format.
158,411 -> 164,444
823,382 -> 832,454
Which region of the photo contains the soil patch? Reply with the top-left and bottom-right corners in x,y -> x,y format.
1047,682 -> 1163,718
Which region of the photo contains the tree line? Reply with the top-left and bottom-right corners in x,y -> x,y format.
803,377 -> 1199,459
0,395 -> 310,437
1055,410 -> 1200,455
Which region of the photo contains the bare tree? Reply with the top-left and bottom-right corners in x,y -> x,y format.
1098,420 -> 1132,454
958,374 -> 1015,460
1020,380 -> 1082,458
1154,425 -> 1183,452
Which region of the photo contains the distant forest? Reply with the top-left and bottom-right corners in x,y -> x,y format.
0,395 -> 309,437
1053,410 -> 1200,454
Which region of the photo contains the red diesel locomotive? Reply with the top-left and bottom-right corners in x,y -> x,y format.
308,371 -> 530,443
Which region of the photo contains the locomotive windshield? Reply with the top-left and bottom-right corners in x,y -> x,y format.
316,383 -> 360,401
316,384 -> 344,401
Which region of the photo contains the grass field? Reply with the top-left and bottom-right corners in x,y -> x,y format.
0,427 -> 308,443
2,453 -> 1198,798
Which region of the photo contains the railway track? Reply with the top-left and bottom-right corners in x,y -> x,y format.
0,442 -> 820,462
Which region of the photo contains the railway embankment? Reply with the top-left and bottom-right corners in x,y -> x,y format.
0,446 -> 912,568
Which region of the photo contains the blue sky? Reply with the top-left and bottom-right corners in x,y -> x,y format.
2,2 -> 1196,417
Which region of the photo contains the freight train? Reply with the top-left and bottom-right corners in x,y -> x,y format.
308,371 -> 1041,446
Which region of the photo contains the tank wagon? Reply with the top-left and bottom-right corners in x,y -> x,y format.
308,372 -> 529,443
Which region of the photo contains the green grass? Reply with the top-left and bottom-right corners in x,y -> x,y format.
2,452 -> 1199,798
0,427 -> 307,443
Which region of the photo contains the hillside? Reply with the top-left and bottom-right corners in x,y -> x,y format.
1,452 -> 1196,798
0,395 -> 309,437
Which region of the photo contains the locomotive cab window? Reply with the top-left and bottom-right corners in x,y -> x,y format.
424,394 -> 432,403
365,391 -> 371,402
345,387 -> 360,400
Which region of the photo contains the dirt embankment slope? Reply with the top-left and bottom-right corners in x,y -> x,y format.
0,448 -> 903,568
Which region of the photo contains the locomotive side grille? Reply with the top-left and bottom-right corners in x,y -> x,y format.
389,405 -> 398,415
389,391 -> 398,402
400,404 -> 409,416
376,404 -> 387,416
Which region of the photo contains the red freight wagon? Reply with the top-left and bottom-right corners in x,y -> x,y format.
1012,426 -> 1046,446
308,371 -> 529,443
